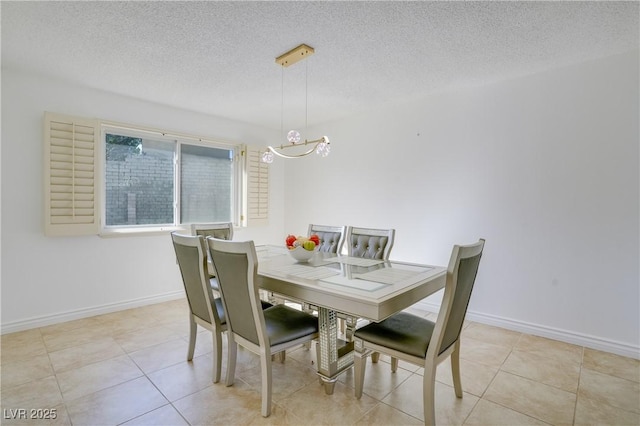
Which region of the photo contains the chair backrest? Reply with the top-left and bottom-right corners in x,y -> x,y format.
171,232 -> 220,326
308,224 -> 346,254
191,222 -> 234,240
207,238 -> 266,349
432,239 -> 485,356
345,226 -> 395,260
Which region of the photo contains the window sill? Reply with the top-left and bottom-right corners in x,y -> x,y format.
99,226 -> 187,238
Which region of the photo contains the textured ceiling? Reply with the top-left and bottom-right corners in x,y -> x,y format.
2,1 -> 638,130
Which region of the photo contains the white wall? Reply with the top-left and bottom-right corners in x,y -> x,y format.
284,50 -> 639,357
1,69 -> 286,331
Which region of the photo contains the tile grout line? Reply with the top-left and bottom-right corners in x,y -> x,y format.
42,326 -> 72,425
571,345 -> 585,426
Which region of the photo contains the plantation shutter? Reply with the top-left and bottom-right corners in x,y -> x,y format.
245,145 -> 269,226
44,112 -> 100,236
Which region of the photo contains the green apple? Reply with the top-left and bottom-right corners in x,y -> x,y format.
302,240 -> 316,251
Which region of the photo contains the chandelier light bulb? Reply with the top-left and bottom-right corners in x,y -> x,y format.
287,130 -> 301,144
261,151 -> 274,163
316,139 -> 331,157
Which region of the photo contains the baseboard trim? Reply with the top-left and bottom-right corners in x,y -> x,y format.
4,294 -> 638,359
1,291 -> 185,335
416,301 -> 640,360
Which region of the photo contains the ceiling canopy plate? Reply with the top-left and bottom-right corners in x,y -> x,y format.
275,44 -> 315,68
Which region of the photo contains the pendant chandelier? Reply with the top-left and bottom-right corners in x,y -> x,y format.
261,44 -> 331,163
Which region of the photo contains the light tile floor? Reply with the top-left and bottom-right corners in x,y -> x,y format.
1,299 -> 639,425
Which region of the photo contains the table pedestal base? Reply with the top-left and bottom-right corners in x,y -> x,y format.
315,307 -> 354,395
317,375 -> 338,394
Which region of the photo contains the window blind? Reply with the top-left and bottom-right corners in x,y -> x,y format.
44,112 -> 100,236
245,146 -> 269,226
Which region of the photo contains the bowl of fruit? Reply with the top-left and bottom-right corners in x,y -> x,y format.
285,234 -> 320,262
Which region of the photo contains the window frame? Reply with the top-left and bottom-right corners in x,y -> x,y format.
175,138 -> 244,231
99,124 -> 243,236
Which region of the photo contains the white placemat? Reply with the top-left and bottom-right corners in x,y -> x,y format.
269,264 -> 341,280
317,256 -> 383,267
353,267 -> 423,285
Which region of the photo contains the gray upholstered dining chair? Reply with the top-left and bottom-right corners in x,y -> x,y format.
353,239 -> 485,425
299,224 -> 346,348
191,222 -> 234,241
207,238 -> 319,417
171,232 -> 228,383
308,224 -> 346,254
190,222 -> 234,292
340,226 -> 396,337
345,226 -> 395,260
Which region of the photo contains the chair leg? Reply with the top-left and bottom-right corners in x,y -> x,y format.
225,338 -> 237,387
451,340 -> 463,398
423,367 -> 437,426
354,350 -> 367,399
371,352 -> 380,363
390,357 -> 398,372
344,315 -> 358,341
260,352 -> 273,417
271,351 -> 286,362
187,315 -> 197,361
211,330 -> 222,383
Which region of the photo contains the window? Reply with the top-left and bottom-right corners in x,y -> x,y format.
44,112 -> 268,237
180,144 -> 235,224
103,128 -> 238,230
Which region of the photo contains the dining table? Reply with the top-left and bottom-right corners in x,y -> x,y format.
255,245 -> 447,394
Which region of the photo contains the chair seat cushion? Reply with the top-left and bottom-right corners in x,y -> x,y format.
354,312 -> 435,358
263,305 -> 318,346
